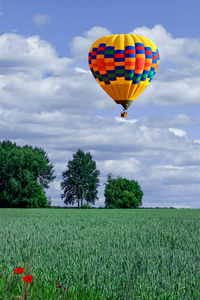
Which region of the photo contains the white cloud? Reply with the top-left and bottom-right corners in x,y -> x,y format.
0,33 -> 73,77
70,26 -> 111,60
97,157 -> 141,178
168,128 -> 187,137
33,14 -> 51,26
137,114 -> 200,128
148,77 -> 200,106
115,117 -> 138,124
74,67 -> 90,74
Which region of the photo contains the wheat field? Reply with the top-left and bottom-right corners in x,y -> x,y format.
0,208 -> 199,299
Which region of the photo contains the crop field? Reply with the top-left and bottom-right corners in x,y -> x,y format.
0,208 -> 200,299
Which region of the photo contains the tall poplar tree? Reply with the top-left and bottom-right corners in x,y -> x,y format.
60,149 -> 100,208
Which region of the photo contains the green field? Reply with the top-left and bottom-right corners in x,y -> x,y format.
0,208 -> 199,299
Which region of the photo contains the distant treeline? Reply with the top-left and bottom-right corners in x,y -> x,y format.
49,206 -> 178,209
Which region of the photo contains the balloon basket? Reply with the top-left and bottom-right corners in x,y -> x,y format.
121,111 -> 127,117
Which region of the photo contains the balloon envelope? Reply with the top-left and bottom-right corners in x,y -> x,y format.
88,34 -> 160,110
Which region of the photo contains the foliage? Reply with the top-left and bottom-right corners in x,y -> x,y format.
60,149 -> 100,208
0,140 -> 55,208
81,203 -> 92,209
26,185 -> 51,209
0,209 -> 199,299
104,173 -> 143,208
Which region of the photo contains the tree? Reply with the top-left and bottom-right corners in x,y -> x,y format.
0,140 -> 55,208
118,191 -> 139,208
104,173 -> 143,208
60,149 -> 100,208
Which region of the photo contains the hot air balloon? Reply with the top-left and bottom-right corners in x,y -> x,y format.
88,34 -> 160,117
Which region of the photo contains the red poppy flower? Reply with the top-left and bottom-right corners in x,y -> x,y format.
56,284 -> 62,288
23,275 -> 33,283
14,267 -> 25,274
64,287 -> 67,290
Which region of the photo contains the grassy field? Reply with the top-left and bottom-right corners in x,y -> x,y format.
0,208 -> 199,299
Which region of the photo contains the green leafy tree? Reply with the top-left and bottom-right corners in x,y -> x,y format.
60,149 -> 100,208
104,173 -> 143,208
117,191 -> 139,208
0,140 -> 55,208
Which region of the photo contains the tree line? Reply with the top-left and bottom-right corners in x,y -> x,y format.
0,141 -> 143,208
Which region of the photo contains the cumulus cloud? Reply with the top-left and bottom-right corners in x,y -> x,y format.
70,26 -> 111,60
148,77 -> 200,106
0,34 -> 113,116
0,33 -> 72,76
136,114 -> 200,129
168,128 -> 187,137
0,27 -> 200,208
33,14 -> 51,26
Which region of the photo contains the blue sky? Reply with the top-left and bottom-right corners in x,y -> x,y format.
0,0 -> 200,208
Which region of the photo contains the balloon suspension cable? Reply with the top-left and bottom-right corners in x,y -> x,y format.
121,109 -> 127,118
